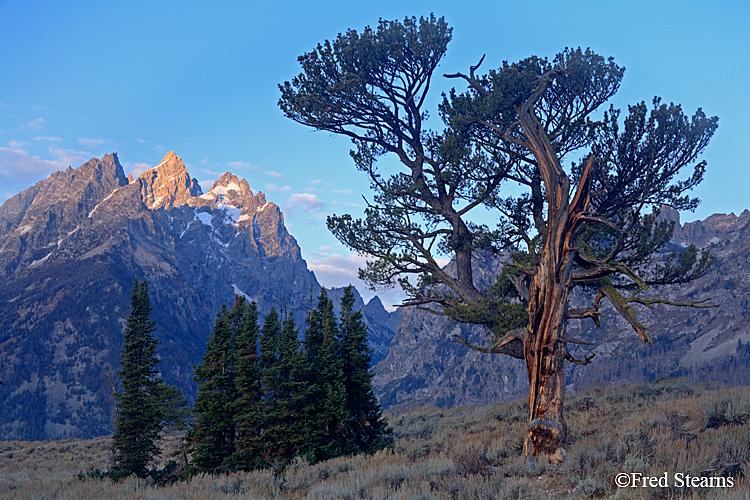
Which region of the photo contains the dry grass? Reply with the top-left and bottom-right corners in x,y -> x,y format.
1,380 -> 749,499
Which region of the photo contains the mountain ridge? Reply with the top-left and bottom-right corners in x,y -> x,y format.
0,152 -> 399,440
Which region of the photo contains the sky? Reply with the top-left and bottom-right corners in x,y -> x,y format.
1,0 -> 748,309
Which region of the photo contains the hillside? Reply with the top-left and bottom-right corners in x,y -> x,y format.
0,379 -> 747,499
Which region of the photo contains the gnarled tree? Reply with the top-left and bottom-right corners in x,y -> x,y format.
279,15 -> 717,461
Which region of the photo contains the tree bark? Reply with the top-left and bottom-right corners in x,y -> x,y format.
515,80 -> 591,463
523,244 -> 572,463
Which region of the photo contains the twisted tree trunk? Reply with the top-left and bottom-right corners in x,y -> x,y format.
523,245 -> 573,462
516,88 -> 594,462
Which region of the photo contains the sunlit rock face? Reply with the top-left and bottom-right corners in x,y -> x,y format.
136,151 -> 203,210
0,152 -> 398,440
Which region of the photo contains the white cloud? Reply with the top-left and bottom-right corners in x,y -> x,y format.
303,187 -> 322,193
191,166 -> 224,179
265,183 -> 293,193
310,179 -> 324,185
78,137 -> 111,148
333,188 -> 354,195
0,192 -> 13,204
0,101 -> 10,110
263,170 -> 285,179
286,192 -> 327,213
199,158 -> 208,164
307,252 -> 404,311
49,145 -> 93,167
23,118 -> 45,130
122,161 -> 152,178
199,180 -> 215,192
8,140 -> 29,149
135,138 -> 148,143
34,136 -> 62,142
0,146 -> 65,187
308,252 -> 367,280
228,161 -> 251,169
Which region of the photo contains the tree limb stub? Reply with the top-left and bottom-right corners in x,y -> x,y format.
598,282 -> 652,344
452,328 -> 526,359
565,350 -> 596,365
566,307 -> 603,328
558,335 -> 593,345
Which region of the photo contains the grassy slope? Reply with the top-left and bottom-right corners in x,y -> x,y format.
0,379 -> 748,499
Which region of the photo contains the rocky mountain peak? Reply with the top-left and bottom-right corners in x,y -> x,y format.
211,172 -> 253,197
137,151 -> 202,210
662,206 -> 750,247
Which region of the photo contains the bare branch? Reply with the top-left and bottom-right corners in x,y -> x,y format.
451,328 -> 526,359
565,350 -> 596,365
559,335 -> 593,346
444,55 -> 489,97
627,296 -> 715,310
565,307 -> 602,328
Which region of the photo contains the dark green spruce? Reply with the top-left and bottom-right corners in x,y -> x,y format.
338,286 -> 392,454
258,308 -> 308,469
110,278 -> 164,480
232,301 -> 264,470
304,290 -> 348,463
186,298 -> 244,474
186,289 -> 391,473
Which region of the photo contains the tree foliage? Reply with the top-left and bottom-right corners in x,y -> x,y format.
186,301 -> 241,474
110,279 -> 165,480
259,308 -> 308,469
338,286 -> 393,454
188,291 -> 390,474
279,15 -> 717,459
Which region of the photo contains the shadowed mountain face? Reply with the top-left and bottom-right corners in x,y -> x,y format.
373,209 -> 750,414
0,152 -> 398,440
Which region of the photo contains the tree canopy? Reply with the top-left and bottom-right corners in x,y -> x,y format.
279,15 -> 717,460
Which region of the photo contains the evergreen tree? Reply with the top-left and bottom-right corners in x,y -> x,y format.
304,290 -> 347,463
281,16 -> 718,460
338,286 -> 392,454
232,301 -> 264,470
187,298 -> 244,473
111,278 -> 164,480
259,308 -> 308,469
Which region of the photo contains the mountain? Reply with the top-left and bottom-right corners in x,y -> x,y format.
0,152 -> 398,440
373,209 -> 750,413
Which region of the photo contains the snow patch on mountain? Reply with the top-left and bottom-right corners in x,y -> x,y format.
196,211 -> 213,229
232,284 -> 254,302
87,188 -> 120,218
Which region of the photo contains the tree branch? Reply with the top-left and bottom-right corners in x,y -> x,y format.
451,328 -> 526,359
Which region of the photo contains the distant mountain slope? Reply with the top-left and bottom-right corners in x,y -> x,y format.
0,152 -> 398,440
373,208 -> 750,413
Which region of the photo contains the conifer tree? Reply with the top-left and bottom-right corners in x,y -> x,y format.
187,298 -> 243,473
259,308 -> 308,469
111,278 -> 164,480
281,16 -> 718,460
232,301 -> 264,470
338,286 -> 392,454
304,290 -> 347,462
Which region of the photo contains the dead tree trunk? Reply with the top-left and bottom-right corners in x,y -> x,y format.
523,244 -> 573,462
517,87 -> 594,462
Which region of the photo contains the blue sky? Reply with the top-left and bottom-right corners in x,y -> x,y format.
1,0 -> 748,309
